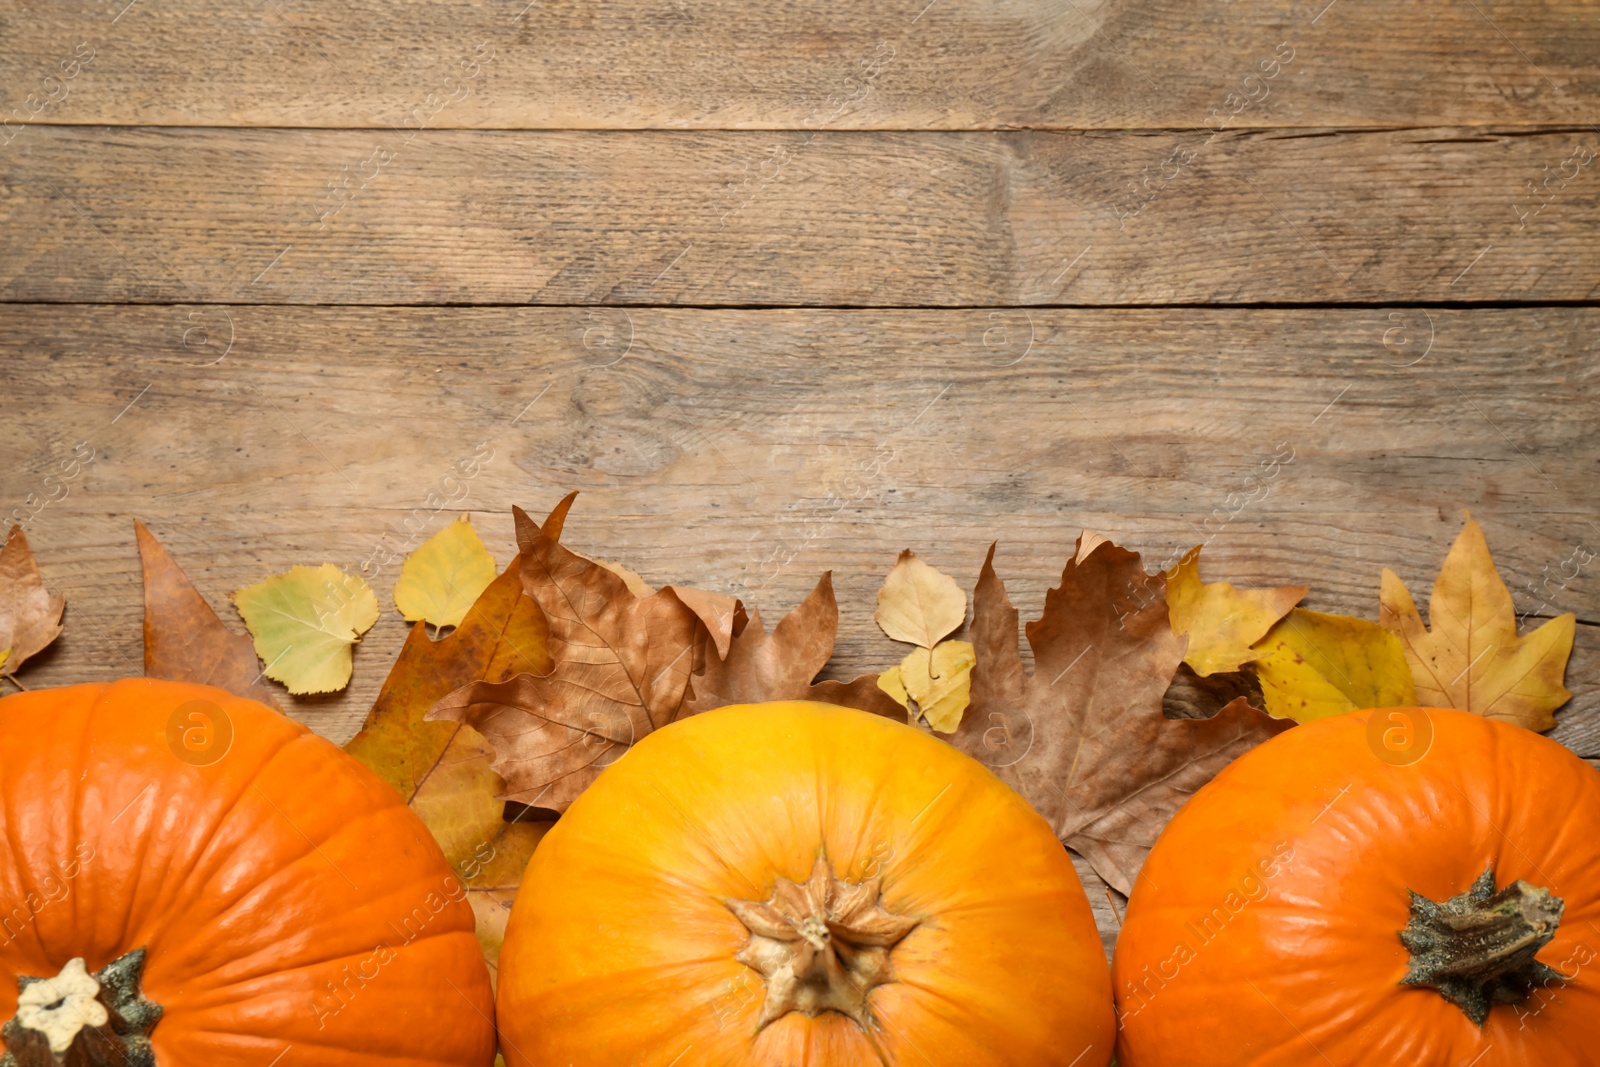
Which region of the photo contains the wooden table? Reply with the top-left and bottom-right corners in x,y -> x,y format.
3,0 -> 1598,951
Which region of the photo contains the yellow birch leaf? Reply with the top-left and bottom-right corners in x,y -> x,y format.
879,641 -> 976,733
393,518 -> 499,628
877,663 -> 908,706
233,564 -> 379,695
0,649 -> 8,674
1166,546 -> 1307,676
875,550 -> 966,648
900,640 -> 976,733
1249,608 -> 1417,723
1379,512 -> 1574,731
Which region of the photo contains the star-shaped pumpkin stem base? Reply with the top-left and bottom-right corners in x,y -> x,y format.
1400,869 -> 1566,1025
0,949 -> 162,1067
726,856 -> 919,1033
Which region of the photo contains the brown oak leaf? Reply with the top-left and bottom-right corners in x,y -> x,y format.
0,525 -> 65,679
427,501 -> 703,811
136,520 -> 282,710
683,572 -> 901,718
949,537 -> 1291,895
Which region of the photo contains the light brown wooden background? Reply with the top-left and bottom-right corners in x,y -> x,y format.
3,0 -> 1598,947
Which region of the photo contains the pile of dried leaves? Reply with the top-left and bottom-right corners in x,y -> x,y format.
0,500 -> 1575,979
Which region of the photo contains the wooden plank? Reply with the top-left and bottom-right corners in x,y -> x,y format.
4,126 -> 1599,305
2,1 -> 1598,129
2,305 -> 1595,756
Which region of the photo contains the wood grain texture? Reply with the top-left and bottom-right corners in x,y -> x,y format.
2,305 -> 1594,756
4,126 -> 1598,305
5,0 -> 1595,975
2,1 -> 1598,129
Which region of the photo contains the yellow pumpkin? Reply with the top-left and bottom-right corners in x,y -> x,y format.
496,701 -> 1115,1066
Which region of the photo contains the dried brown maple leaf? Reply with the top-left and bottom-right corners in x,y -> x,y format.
948,537 -> 1291,895
0,525 -> 65,679
136,520 -> 282,710
666,584 -> 748,661
682,572 -> 901,718
346,545 -> 552,981
544,491 -> 750,661
427,500 -> 704,811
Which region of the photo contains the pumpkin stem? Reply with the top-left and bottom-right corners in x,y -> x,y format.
1400,869 -> 1566,1025
0,949 -> 162,1067
725,856 -> 920,1034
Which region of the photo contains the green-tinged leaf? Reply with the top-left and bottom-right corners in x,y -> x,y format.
233,564 -> 379,695
394,518 -> 499,628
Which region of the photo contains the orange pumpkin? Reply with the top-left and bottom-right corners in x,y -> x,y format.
1113,706 -> 1600,1065
496,700 -> 1115,1066
0,679 -> 496,1066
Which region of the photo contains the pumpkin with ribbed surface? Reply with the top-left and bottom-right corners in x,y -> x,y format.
496,700 -> 1115,1067
0,679 -> 495,1067
1113,707 -> 1600,1066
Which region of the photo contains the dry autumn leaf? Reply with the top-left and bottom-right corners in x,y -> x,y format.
875,550 -> 967,648
1165,545 -> 1306,676
346,548 -> 552,981
427,502 -> 703,811
1248,608 -> 1415,723
0,525 -> 64,679
429,496 -> 903,808
668,584 -> 747,660
136,520 -> 282,711
393,517 -> 498,628
948,538 -> 1290,895
1162,662 -> 1266,722
233,564 -> 380,695
1076,530 -> 1112,564
1380,512 -> 1575,731
539,491 -> 659,601
587,556 -> 655,599
878,640 -> 976,733
681,571 -> 900,717
808,673 -> 907,718
873,551 -> 975,729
